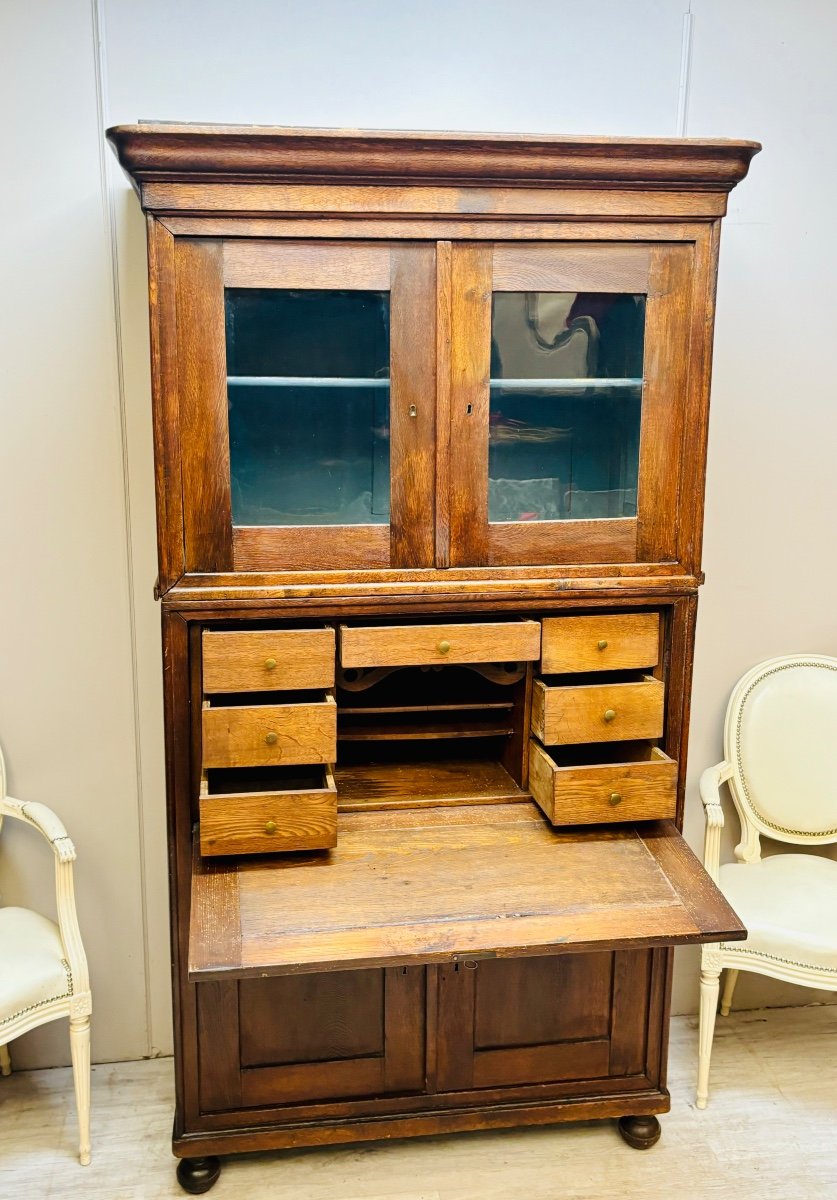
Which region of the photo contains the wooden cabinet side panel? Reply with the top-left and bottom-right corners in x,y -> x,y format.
174,239 -> 233,573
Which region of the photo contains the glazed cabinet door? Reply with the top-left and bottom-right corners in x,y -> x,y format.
196,966 -> 426,1112
173,239 -> 436,572
436,951 -> 660,1091
445,242 -> 694,567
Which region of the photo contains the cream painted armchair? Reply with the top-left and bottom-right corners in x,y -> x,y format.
697,655 -> 837,1109
0,741 -> 92,1164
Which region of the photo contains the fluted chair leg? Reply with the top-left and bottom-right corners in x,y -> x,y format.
70,1017 -> 91,1165
0,1044 -> 11,1076
696,967 -> 720,1109
720,968 -> 739,1016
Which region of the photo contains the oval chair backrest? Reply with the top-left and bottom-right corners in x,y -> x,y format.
724,655 -> 837,851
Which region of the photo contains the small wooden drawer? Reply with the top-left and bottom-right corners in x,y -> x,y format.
540,613 -> 660,674
339,620 -> 541,668
531,676 -> 665,745
200,765 -> 337,856
202,628 -> 335,693
528,740 -> 677,826
202,694 -> 337,769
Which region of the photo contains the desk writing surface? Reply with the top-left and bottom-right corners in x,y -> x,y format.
189,804 -> 744,980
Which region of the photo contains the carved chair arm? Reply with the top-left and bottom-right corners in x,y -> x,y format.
0,795 -> 90,1001
699,762 -> 733,883
1,795 -> 76,862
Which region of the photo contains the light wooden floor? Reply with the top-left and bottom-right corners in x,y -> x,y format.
1,1006 -> 835,1199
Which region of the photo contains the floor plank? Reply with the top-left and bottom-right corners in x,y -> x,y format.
0,1006 -> 835,1199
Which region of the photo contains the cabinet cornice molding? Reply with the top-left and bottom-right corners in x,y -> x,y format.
107,124 -> 760,196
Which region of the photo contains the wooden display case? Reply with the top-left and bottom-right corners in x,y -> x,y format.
107,123 -> 759,1193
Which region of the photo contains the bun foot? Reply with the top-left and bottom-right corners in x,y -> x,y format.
176,1156 -> 222,1194
617,1115 -> 661,1150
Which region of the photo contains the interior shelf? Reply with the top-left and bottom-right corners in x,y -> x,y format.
337,716 -> 515,741
335,758 -> 526,810
228,375 -> 390,388
490,377 -> 642,390
338,701 -> 514,716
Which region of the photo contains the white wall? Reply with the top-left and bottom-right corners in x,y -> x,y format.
2,0 -> 835,1067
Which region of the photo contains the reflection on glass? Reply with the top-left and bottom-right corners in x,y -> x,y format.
225,289 -> 390,526
489,292 -> 645,523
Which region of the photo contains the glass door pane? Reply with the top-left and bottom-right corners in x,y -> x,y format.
489,292 -> 645,523
167,239 -> 437,572
226,288 -> 391,527
447,242 -> 691,568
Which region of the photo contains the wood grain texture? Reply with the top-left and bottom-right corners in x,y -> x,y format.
188,809 -> 744,981
147,183 -> 730,219
339,620 -> 541,668
147,219 -> 184,592
389,244 -> 436,566
233,525 -> 391,571
486,517 -> 638,567
201,628 -> 335,692
239,969 -> 384,1067
434,240 -> 452,567
528,741 -> 677,826
335,759 -> 526,810
531,676 -> 665,745
174,240 -> 233,572
636,244 -> 693,562
493,243 -> 650,292
609,949 -> 653,1077
196,982 -> 242,1112
448,244 -> 492,565
541,613 -> 660,674
199,767 -> 337,856
161,212 -> 716,239
223,240 -> 391,288
201,695 -> 336,768
106,124 -> 760,190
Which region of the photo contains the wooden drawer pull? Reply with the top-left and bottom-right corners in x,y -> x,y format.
609,792 -> 623,807
597,639 -> 608,650
264,657 -> 277,671
264,820 -> 278,835
438,640 -> 451,655
265,731 -> 279,746
603,709 -> 616,723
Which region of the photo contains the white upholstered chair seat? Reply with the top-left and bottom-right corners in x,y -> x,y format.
0,907 -> 72,1022
718,855 -> 837,973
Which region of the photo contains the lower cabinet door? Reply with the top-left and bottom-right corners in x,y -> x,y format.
436,950 -> 656,1091
197,966 -> 425,1112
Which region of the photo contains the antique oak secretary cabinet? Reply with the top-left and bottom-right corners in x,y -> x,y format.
107,124 -> 758,1193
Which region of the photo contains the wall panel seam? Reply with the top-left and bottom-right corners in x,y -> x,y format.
91,0 -> 155,1059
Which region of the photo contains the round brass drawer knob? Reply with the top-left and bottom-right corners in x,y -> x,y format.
264,657 -> 277,671
265,731 -> 279,745
597,639 -> 608,651
264,820 -> 278,835
603,708 -> 617,723
609,792 -> 623,807
438,640 -> 451,655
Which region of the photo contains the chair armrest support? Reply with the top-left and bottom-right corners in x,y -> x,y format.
1,796 -> 76,863
699,762 -> 732,883
0,795 -> 90,1002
